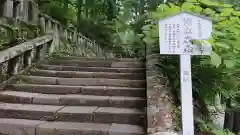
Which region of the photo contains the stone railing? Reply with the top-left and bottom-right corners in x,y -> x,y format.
0,34 -> 53,86
0,0 -> 115,88
38,13 -> 108,57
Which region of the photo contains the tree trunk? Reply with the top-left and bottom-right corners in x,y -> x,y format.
77,0 -> 83,32
107,0 -> 116,20
233,111 -> 240,134
139,0 -> 145,15
90,0 -> 95,17
85,1 -> 88,18
63,0 -> 68,25
224,99 -> 234,131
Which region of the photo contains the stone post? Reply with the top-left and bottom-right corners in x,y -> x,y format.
23,50 -> 32,68
32,2 -> 39,24
3,0 -> 13,18
39,17 -> 46,33
47,20 -> 52,31
13,1 -> 21,18
64,29 -> 68,40
73,30 -> 77,43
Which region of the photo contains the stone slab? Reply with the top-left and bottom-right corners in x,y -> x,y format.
0,118 -> 45,135
36,121 -> 111,135
46,60 -> 112,67
59,94 -> 109,106
21,76 -> 57,85
109,96 -> 146,108
33,94 -> 61,105
108,124 -> 144,135
81,86 -> 145,97
9,84 -> 81,94
0,103 -> 63,120
94,107 -> 145,125
0,91 -> 39,104
39,64 -> 145,73
57,106 -> 97,122
30,70 -> 57,77
57,78 -> 145,87
111,62 -> 144,68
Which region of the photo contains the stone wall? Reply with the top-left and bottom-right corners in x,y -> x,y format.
146,44 -> 178,135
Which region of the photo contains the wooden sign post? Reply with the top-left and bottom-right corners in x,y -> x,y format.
159,12 -> 212,135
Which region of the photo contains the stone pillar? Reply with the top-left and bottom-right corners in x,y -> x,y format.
64,29 -> 68,40
54,23 -> 58,32
19,0 -> 25,20
13,1 -> 21,18
39,17 -> 46,33
48,20 -> 52,30
3,0 -> 13,18
23,50 -> 32,68
32,2 -> 39,23
73,30 -> 77,43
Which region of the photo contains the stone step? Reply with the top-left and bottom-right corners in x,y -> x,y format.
8,84 -> 146,97
0,91 -> 146,108
30,69 -> 145,80
0,103 -> 145,125
43,60 -> 145,68
38,64 -> 145,73
0,118 -> 144,135
19,76 -> 146,88
55,56 -> 144,62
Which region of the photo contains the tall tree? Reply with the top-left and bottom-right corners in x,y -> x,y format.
63,0 -> 69,25
76,0 -> 83,32
107,0 -> 117,20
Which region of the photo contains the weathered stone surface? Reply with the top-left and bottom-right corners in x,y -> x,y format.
59,94 -> 109,106
31,69 -> 144,79
94,107 -> 145,125
108,124 -> 144,135
9,84 -> 82,94
36,121 -> 111,135
109,96 -> 146,108
0,118 -> 45,135
21,76 -> 57,85
46,60 -> 112,67
33,94 -> 61,105
80,86 -> 145,97
55,56 -> 142,62
3,0 -> 13,17
57,106 -> 97,122
146,50 -> 177,134
38,64 -> 145,73
0,90 -> 39,104
0,90 -> 146,108
57,78 -> 145,88
0,103 -> 63,120
30,69 -> 57,77
111,62 -> 144,68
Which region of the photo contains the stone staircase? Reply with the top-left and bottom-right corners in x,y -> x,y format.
0,57 -> 147,135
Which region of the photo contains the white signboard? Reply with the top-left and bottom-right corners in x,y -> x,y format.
159,12 -> 212,135
159,12 -> 212,55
